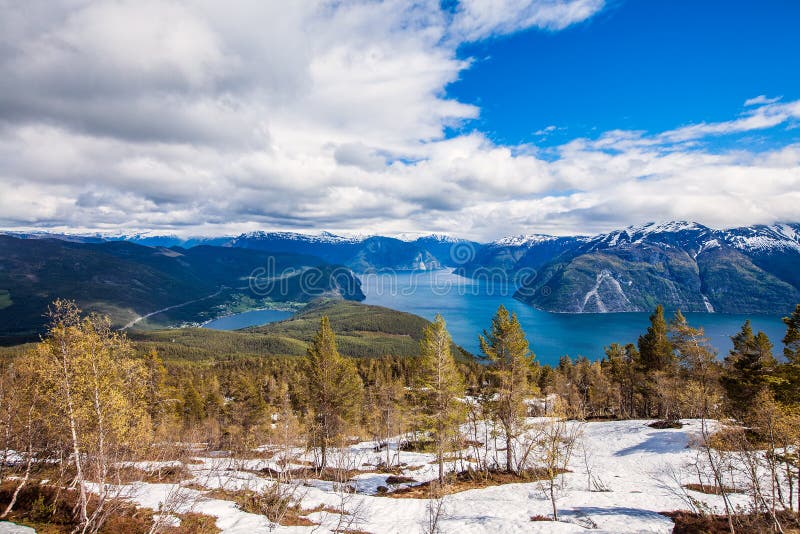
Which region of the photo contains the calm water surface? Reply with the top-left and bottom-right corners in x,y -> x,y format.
358,270 -> 788,366
203,309 -> 293,330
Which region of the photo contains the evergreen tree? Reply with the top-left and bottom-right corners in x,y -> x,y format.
480,305 -> 535,473
416,315 -> 465,484
181,382 -> 206,425
777,304 -> 800,406
304,316 -> 363,468
637,305 -> 675,417
669,311 -> 721,419
722,320 -> 777,415
602,343 -> 640,418
638,305 -> 674,373
783,304 -> 800,364
143,349 -> 168,422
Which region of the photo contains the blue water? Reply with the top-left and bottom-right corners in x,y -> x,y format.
358,270 -> 788,366
203,309 -> 293,330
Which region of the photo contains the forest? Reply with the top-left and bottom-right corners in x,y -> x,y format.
0,299 -> 798,533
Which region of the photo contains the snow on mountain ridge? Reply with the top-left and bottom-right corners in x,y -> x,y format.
233,230 -> 368,244
492,234 -> 559,247
720,224 -> 800,253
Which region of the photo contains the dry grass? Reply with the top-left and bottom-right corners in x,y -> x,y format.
683,483 -> 743,495
662,510 -> 800,534
648,420 -> 683,429
0,480 -> 182,534
253,466 -> 368,482
115,464 -> 193,484
200,487 -> 318,527
384,475 -> 417,485
386,468 -> 568,498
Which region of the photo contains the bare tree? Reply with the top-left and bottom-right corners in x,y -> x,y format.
533,402 -> 583,521
421,481 -> 447,534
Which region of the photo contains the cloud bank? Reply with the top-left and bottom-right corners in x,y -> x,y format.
1,0 -> 798,240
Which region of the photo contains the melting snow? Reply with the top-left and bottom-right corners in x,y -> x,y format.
104,419 -> 774,534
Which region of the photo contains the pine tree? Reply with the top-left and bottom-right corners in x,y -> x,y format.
777,304 -> 800,406
143,349 -> 168,422
304,316 -> 363,468
181,381 -> 206,426
602,343 -> 640,418
783,304 -> 800,364
637,305 -> 676,418
669,311 -> 721,419
638,305 -> 674,373
722,320 -> 777,415
480,305 -> 535,473
416,315 -> 465,484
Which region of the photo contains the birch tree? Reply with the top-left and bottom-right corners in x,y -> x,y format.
29,300 -> 150,533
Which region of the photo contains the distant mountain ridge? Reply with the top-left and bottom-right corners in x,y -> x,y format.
3,221 -> 799,315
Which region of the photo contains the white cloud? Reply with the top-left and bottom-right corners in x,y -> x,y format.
0,0 -> 798,241
658,99 -> 800,143
450,0 -> 605,41
744,95 -> 782,107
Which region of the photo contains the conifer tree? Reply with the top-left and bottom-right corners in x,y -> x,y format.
784,304 -> 800,364
722,320 -> 777,415
637,305 -> 676,417
638,305 -> 674,373
480,305 -> 535,473
669,311 -> 721,418
416,315 -> 465,484
304,316 -> 363,468
602,343 -> 640,418
779,304 -> 800,406
143,349 -> 168,422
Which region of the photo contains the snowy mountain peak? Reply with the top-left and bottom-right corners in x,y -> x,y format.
621,220 -> 708,236
493,234 -> 558,247
233,231 -> 366,244
719,223 -> 800,253
589,221 -> 712,249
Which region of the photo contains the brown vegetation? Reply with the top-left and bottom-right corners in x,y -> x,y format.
386,467 -> 569,498
662,510 -> 800,534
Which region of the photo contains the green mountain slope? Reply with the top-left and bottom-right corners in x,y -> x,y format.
0,236 -> 364,341
128,300 -> 473,361
516,234 -> 800,314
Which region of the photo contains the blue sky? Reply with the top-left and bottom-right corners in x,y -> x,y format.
450,0 -> 800,149
0,0 -> 799,239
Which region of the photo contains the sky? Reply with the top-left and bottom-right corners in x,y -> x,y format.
0,0 -> 799,241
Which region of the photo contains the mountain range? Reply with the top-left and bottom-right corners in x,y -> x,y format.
1,221 -> 799,329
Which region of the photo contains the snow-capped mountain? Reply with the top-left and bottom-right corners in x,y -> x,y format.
513,221 -> 800,315
5,222 -> 800,313
718,223 -> 800,254
229,230 -> 368,246
493,234 -> 562,247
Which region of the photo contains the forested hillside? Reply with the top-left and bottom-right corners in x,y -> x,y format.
0,236 -> 364,341
128,300 -> 472,361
